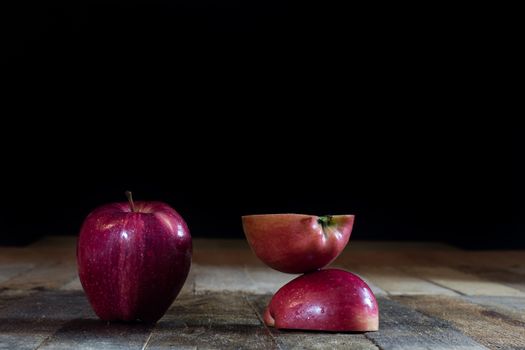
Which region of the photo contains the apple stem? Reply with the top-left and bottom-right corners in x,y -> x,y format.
125,191 -> 136,213
318,215 -> 333,227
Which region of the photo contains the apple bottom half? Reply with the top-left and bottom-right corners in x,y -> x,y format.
263,269 -> 379,332
78,220 -> 191,323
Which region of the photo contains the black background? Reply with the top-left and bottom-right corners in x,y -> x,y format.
2,2 -> 522,248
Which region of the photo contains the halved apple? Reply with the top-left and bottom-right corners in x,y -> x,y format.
264,268 -> 378,332
242,214 -> 354,274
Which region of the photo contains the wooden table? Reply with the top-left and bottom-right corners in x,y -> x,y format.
1,237 -> 524,349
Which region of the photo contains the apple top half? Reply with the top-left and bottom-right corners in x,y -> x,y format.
242,214 -> 354,274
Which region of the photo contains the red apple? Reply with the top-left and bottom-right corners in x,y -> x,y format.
77,192 -> 192,323
242,214 -> 354,273
263,268 -> 378,332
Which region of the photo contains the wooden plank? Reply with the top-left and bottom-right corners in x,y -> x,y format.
195,264 -> 332,296
350,266 -> 459,296
272,332 -> 380,350
145,323 -> 275,349
472,251 -> 525,270
193,264 -> 254,294
463,296 -> 525,322
146,293 -> 275,349
394,295 -> 525,350
0,264 -> 34,284
193,238 -> 251,250
194,239 -> 458,268
366,297 -> 487,350
193,264 -> 295,295
455,266 -> 525,293
509,264 -> 525,275
196,261 -> 379,297
0,291 -> 92,350
336,240 -> 457,268
246,294 -> 380,350
195,261 -> 385,299
0,248 -> 29,264
37,319 -> 153,350
193,248 -> 263,267
1,238 -> 524,349
422,250 -> 525,270
2,262 -> 77,290
337,251 -> 427,268
59,277 -> 82,291
192,238 -> 263,267
1,289 -> 153,350
405,267 -> 525,296
242,266 -> 297,295
166,293 -> 261,327
196,239 -> 459,252
28,236 -> 77,249
0,289 -> 35,311
0,237 -> 75,266
345,241 -> 460,251
146,324 -> 273,350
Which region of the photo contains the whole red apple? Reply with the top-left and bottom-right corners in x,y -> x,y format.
264,268 -> 378,332
77,192 -> 192,323
242,214 -> 354,274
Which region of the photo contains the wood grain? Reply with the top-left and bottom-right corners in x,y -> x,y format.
366,297 -> 487,350
193,265 -> 256,294
394,295 -> 525,350
0,289 -> 34,311
422,250 -> 525,270
0,264 -> 34,284
2,262 -> 77,290
147,293 -> 274,349
455,266 -> 525,293
350,266 -> 459,296
404,267 -> 525,296
37,320 -> 153,350
0,291 -> 92,350
462,296 -> 525,322
59,277 -> 82,291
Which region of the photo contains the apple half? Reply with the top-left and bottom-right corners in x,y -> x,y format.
242,214 -> 354,274
263,269 -> 379,332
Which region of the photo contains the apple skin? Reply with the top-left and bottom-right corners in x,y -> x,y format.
242,214 -> 354,274
263,268 -> 379,332
77,201 -> 192,323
